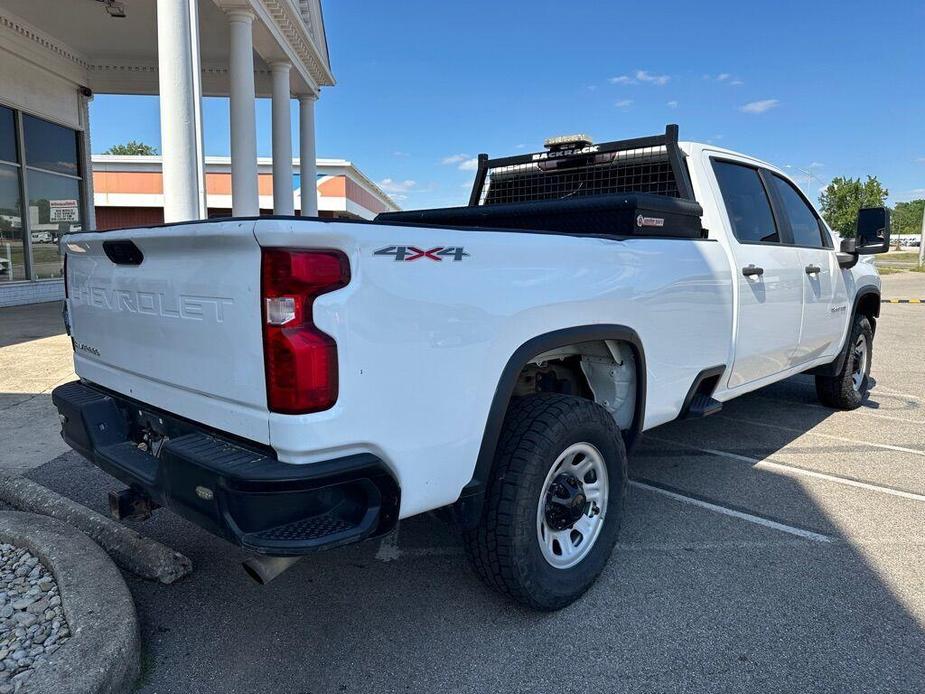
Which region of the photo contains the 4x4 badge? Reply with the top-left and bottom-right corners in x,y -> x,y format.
374,246 -> 469,262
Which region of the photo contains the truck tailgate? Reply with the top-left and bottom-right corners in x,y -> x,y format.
64,220 -> 269,444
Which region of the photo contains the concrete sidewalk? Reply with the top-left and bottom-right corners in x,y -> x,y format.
0,302 -> 74,475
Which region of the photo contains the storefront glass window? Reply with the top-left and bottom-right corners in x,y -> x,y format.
0,163 -> 26,282
0,106 -> 16,164
23,114 -> 79,176
26,169 -> 80,280
0,108 -> 84,285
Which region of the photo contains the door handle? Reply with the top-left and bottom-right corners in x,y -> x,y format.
805,264 -> 821,275
742,265 -> 764,277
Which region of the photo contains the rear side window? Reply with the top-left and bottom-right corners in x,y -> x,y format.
712,161 -> 779,244
769,174 -> 828,248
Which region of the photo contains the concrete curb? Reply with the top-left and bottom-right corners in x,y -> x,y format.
0,511 -> 139,694
0,474 -> 191,584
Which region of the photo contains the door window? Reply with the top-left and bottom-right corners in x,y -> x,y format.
769,175 -> 828,248
712,161 -> 779,244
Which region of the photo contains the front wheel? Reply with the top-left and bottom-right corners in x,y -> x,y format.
815,314 -> 873,410
463,394 -> 627,610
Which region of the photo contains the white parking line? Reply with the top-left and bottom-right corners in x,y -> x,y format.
375,529 -> 402,561
870,386 -> 925,403
750,394 -> 925,425
375,528 -> 464,561
647,435 -> 925,503
716,414 -> 925,458
629,480 -> 833,543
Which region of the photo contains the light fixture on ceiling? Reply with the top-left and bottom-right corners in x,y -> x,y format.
96,0 -> 126,18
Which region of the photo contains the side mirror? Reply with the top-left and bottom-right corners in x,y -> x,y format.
855,207 -> 890,255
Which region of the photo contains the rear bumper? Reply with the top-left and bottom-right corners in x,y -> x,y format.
51,381 -> 400,556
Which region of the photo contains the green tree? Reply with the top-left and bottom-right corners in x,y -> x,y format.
103,140 -> 157,156
891,199 -> 924,239
818,176 -> 888,237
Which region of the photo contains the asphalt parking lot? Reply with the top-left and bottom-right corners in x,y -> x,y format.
7,293 -> 925,693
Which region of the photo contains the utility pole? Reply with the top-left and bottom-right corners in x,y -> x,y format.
919,201 -> 925,268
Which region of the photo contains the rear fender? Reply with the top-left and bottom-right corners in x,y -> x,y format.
453,324 -> 646,528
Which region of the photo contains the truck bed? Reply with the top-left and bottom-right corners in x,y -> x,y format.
376,193 -> 705,239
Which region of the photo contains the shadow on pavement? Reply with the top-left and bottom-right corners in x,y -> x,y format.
0,301 -> 67,349
26,374 -> 925,693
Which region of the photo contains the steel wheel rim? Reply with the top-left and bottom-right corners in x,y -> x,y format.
851,334 -> 868,392
536,442 -> 609,570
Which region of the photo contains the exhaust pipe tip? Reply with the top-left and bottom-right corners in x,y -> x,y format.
242,555 -> 303,585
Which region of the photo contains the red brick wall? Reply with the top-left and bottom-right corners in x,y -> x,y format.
94,206 -> 164,231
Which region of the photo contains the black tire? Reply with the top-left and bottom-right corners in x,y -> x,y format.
463,394 -> 627,610
815,314 -> 873,410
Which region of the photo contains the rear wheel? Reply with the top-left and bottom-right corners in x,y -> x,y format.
463,394 -> 627,610
815,314 -> 873,410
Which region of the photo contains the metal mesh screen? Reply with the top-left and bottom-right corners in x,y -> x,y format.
479,145 -> 679,206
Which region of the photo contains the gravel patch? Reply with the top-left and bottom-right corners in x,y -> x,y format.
0,544 -> 70,693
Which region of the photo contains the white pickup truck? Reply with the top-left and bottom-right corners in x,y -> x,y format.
53,125 -> 890,610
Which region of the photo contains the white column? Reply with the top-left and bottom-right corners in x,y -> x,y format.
156,0 -> 205,222
270,62 -> 294,215
77,92 -> 97,230
227,9 -> 259,216
187,0 -> 207,217
298,94 -> 318,216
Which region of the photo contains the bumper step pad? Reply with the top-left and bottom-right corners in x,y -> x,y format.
52,381 -> 400,555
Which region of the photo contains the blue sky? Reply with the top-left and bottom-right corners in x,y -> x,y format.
90,0 -> 923,210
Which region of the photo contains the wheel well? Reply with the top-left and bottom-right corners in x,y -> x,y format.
512,340 -> 639,435
454,326 -> 646,529
856,291 -> 880,333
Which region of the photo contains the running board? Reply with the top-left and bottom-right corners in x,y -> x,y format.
685,393 -> 723,419
679,365 -> 726,420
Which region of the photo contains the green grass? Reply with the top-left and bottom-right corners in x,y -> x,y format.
881,251 -> 921,262
879,265 -> 925,275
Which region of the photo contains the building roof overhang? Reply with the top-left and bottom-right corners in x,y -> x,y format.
0,0 -> 333,98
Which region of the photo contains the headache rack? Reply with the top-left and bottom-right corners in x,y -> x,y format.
375,124 -> 704,240
468,124 -> 694,206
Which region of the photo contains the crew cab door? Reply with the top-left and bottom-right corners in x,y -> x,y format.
710,159 -> 804,388
764,173 -> 849,362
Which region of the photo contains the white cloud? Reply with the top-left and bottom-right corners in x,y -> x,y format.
704,73 -> 744,86
916,157 -> 925,163
441,153 -> 470,165
808,162 -> 824,169
392,151 -> 410,157
611,70 -> 670,86
636,70 -> 670,86
514,144 -> 526,149
458,157 -> 479,171
614,99 -> 634,109
586,85 -> 598,91
666,100 -> 679,109
740,99 -> 779,114
378,178 -> 418,193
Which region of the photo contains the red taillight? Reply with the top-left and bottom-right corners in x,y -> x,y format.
261,249 -> 350,414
